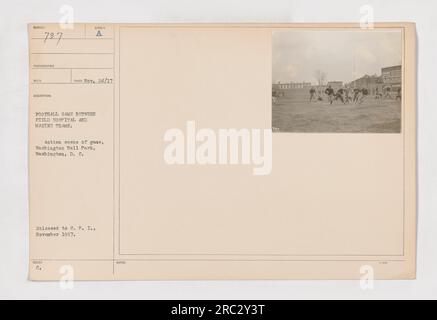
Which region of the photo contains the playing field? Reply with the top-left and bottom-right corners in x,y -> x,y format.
272,93 -> 402,133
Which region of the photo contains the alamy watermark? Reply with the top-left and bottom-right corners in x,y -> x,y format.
59,265 -> 75,290
163,121 -> 273,176
360,5 -> 375,30
360,265 -> 375,290
59,5 -> 74,30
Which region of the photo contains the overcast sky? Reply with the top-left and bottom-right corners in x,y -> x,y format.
272,30 -> 402,85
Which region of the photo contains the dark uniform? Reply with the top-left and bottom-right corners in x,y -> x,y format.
396,88 -> 402,101
344,88 -> 351,104
335,88 -> 345,104
359,88 -> 369,104
353,88 -> 361,103
325,86 -> 335,105
309,88 -> 316,102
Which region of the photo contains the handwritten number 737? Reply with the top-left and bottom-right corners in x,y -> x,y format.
44,32 -> 63,45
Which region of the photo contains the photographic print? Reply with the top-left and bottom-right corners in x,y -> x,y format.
272,29 -> 403,133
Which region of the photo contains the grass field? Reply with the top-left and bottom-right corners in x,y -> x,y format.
272,93 -> 402,133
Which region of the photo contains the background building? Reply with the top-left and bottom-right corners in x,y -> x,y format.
273,65 -> 402,99
381,65 -> 402,93
348,75 -> 383,96
327,81 -> 343,91
347,65 -> 402,96
273,81 -> 312,90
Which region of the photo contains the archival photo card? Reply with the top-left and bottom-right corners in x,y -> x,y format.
28,23 -> 416,281
272,29 -> 403,133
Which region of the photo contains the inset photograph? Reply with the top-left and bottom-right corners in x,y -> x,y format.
272,29 -> 403,133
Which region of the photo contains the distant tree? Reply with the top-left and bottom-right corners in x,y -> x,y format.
314,70 -> 327,87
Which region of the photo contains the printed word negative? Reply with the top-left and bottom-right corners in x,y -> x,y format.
164,121 -> 272,176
